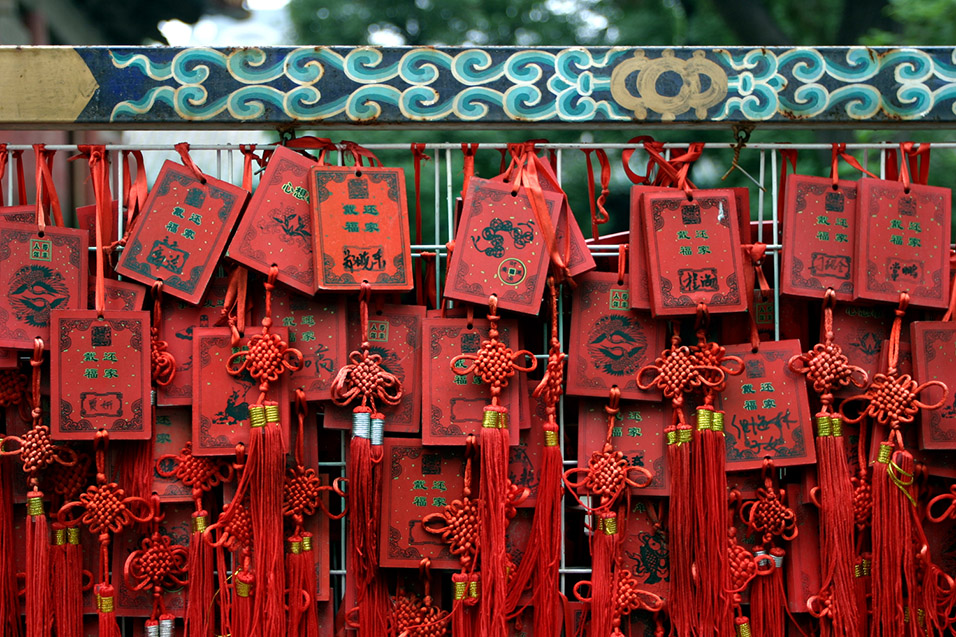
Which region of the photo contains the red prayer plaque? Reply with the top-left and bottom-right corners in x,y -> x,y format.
855,178 -> 951,309
444,176 -> 564,314
229,145 -> 319,294
191,327 -> 291,456
831,303 -> 893,399
116,160 -> 249,305
785,480 -> 822,614
913,323 -> 956,449
628,186 -> 672,311
76,200 -> 119,250
781,175 -> 858,301
0,222 -> 88,349
621,500 -> 670,602
157,277 -> 232,406
253,285 -> 347,402
0,205 -> 35,223
719,340 -> 815,471
421,317 -> 521,445
641,189 -> 747,316
51,310 -> 151,441
0,348 -> 17,368
380,438 -> 465,569
567,271 -> 665,400
577,399 -> 669,496
91,278 -> 147,312
732,186 -> 753,244
535,155 -> 596,277
153,407 -> 194,502
112,503 -> 189,617
309,165 -> 412,291
323,304 -> 424,434
511,399 -> 547,508
719,290 -> 810,348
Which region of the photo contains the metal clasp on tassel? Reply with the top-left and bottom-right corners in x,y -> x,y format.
482,409 -> 507,429
816,415 -> 832,437
192,514 -> 208,534
249,405 -> 267,429
27,495 -> 43,517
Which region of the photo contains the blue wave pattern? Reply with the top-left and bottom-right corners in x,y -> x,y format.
109,46 -> 631,123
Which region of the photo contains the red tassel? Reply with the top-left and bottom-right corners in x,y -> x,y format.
666,423 -> 695,637
95,584 -> 121,637
870,444 -> 918,637
692,407 -> 732,636
51,524 -> 82,637
451,573 -> 479,637
25,491 -> 51,637
588,510 -> 618,637
750,548 -> 787,637
815,416 -> 862,637
0,458 -> 20,637
184,510 -> 214,637
479,405 -> 510,637
532,423 -> 563,636
286,534 -> 319,637
233,571 -> 255,637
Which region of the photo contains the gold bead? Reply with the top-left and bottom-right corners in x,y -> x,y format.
68,527 -> 80,545
816,415 -> 832,437
454,581 -> 466,600
302,535 -> 313,552
878,443 -> 892,465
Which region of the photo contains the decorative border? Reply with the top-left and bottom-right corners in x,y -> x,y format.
6,46 -> 956,127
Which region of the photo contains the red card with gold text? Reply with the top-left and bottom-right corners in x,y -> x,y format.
782,175 -> 857,301
577,399 -> 669,496
0,222 -> 88,349
719,340 -> 815,471
228,145 -> 319,294
191,327 -> 291,455
51,310 -> 151,441
381,438 -> 465,569
911,322 -> 956,449
855,178 -> 951,308
157,275 -> 232,406
641,190 -> 747,316
444,176 -> 563,314
421,317 -> 521,445
567,271 -> 665,400
323,304 -> 424,434
253,285 -> 347,402
309,165 -> 412,291
116,160 -> 249,305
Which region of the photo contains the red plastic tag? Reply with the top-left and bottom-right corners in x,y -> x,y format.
782,175 -> 857,301
116,160 -> 249,305
621,500 -> 670,601
830,304 -> 894,399
323,304 -> 424,434
157,276 -> 232,406
94,278 -> 146,312
640,189 -> 747,316
420,317 -> 521,445
0,222 -> 88,349
567,271 -> 666,400
577,399 -> 669,496
308,165 -> 412,291
719,339 -> 815,471
254,285 -> 347,401
912,322 -> 956,449
51,310 -> 152,441
535,156 -> 596,277
444,176 -> 563,314
153,407 -> 194,502
112,503 -> 189,617
191,326 -> 291,455
229,145 -> 319,294
380,438 -> 465,569
855,178 -> 951,308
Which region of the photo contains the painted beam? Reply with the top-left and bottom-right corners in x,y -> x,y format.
1,46 -> 955,129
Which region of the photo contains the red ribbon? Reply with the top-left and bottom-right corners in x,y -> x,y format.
33,144 -> 63,232
583,148 -> 610,239
174,142 -> 206,184
73,145 -> 111,315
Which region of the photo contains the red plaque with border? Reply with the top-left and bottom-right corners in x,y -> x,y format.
912,322 -> 956,449
855,178 -> 951,309
444,176 -> 563,314
641,190 -> 747,316
567,271 -> 665,400
719,340 -> 815,471
782,175 -> 857,301
322,304 -> 424,434
381,438 -> 465,570
628,186 -> 670,311
116,160 -> 249,305
153,407 -> 194,503
421,317 -> 521,445
621,499 -> 670,602
535,155 -> 596,277
510,398 -> 546,508
93,278 -> 146,312
229,145 -> 319,294
0,222 -> 88,349
308,165 -> 412,291
830,304 -> 894,399
51,310 -> 151,441
785,479 -> 822,613
0,205 -> 35,223
191,326 -> 291,455
577,399 -> 669,496
157,277 -> 232,406
253,285 -> 347,402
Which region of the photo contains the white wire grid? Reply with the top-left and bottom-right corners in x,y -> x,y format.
0,139 -> 939,611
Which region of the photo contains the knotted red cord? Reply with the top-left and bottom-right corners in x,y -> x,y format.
149,281 -> 176,386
